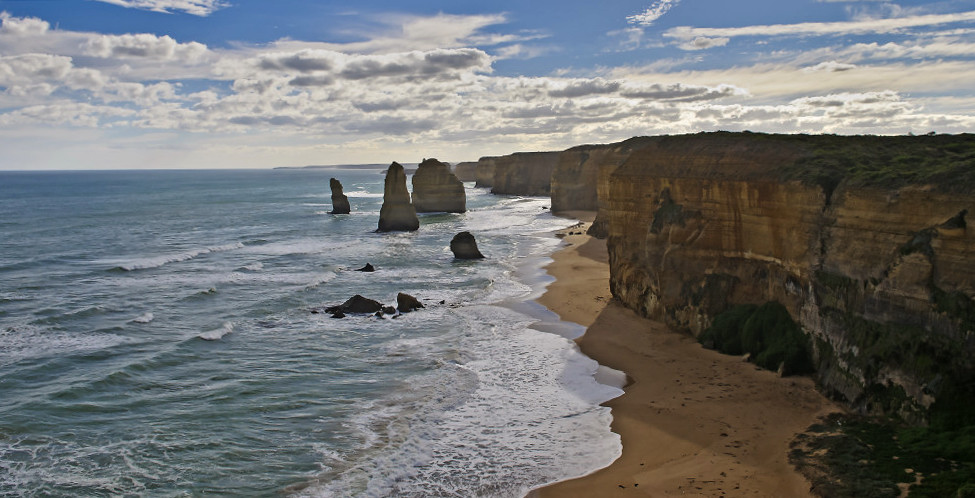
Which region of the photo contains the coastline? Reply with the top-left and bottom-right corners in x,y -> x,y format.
531,214 -> 840,497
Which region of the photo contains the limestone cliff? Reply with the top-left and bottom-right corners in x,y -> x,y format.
601,132 -> 975,422
411,158 -> 466,213
474,157 -> 497,188
490,151 -> 559,196
453,162 -> 477,182
377,162 -> 419,232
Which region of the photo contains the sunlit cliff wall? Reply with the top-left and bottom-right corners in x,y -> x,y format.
598,132 -> 975,422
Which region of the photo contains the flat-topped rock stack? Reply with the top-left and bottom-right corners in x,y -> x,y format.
411,158 -> 466,213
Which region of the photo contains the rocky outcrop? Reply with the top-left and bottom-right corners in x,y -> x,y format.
325,295 -> 384,314
396,292 -> 424,313
490,151 -> 559,196
453,162 -> 478,182
602,132 -> 975,422
474,157 -> 498,188
329,178 -> 351,214
377,162 -> 420,232
450,231 -> 485,259
411,158 -> 466,213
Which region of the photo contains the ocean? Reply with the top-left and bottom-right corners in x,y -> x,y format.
0,168 -> 622,497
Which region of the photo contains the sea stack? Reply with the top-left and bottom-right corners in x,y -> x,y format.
450,231 -> 485,259
329,178 -> 351,214
411,158 -> 466,213
377,162 -> 420,232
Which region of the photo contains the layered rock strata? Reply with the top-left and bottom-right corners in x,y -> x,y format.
377,162 -> 419,232
329,177 -> 351,214
600,132 -> 975,422
411,158 -> 466,213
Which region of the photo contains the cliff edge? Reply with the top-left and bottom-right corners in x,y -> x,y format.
600,132 -> 975,422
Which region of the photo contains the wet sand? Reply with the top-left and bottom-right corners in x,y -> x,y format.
532,217 -> 838,497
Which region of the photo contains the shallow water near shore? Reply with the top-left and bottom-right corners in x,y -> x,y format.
0,168 -> 621,497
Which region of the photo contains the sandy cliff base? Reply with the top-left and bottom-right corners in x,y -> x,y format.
533,221 -> 838,497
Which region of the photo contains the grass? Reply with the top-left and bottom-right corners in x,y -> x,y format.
693,131 -> 975,193
791,407 -> 975,497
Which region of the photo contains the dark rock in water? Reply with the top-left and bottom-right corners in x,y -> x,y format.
450,231 -> 485,259
377,162 -> 419,232
383,306 -> 396,315
397,292 -> 424,313
329,178 -> 351,214
355,263 -> 375,272
411,158 -> 466,213
325,294 -> 384,314
374,311 -> 384,318
330,311 -> 346,319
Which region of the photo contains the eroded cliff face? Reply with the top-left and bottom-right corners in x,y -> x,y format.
603,132 -> 975,422
490,151 -> 559,196
550,137 -> 656,236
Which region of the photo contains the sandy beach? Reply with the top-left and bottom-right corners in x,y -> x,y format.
532,216 -> 839,497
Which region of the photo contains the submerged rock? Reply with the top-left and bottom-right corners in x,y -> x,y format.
450,231 -> 485,259
396,292 -> 424,313
329,178 -> 351,214
354,263 -> 375,272
324,294 -> 384,314
377,162 -> 420,232
411,158 -> 466,213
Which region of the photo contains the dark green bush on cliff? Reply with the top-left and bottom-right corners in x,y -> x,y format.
700,301 -> 814,375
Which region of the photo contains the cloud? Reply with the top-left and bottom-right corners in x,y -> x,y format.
4,9 -> 975,168
664,9 -> 975,45
337,49 -> 492,80
257,50 -> 337,72
84,33 -> 210,61
92,0 -> 229,16
0,54 -> 73,86
677,36 -> 729,51
549,78 -> 621,98
282,13 -> 511,55
628,0 -> 681,26
0,11 -> 49,36
620,82 -> 746,101
803,61 -> 857,72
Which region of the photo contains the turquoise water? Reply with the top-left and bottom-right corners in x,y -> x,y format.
0,168 -> 621,497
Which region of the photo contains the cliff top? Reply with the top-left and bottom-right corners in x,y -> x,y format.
612,132 -> 975,194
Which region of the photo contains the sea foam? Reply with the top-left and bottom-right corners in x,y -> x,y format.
112,242 -> 244,271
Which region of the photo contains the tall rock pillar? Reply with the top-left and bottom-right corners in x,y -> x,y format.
377,162 -> 420,232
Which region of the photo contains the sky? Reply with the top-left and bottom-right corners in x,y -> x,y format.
1,0 -> 975,169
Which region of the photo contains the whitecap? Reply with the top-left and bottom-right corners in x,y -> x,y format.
130,312 -> 154,324
110,242 -> 244,271
240,262 -> 263,272
198,322 -> 233,341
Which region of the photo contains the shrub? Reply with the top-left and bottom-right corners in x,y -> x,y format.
701,301 -> 814,375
